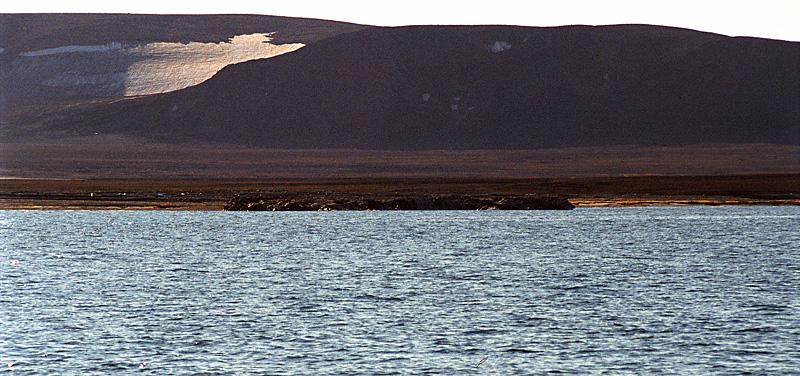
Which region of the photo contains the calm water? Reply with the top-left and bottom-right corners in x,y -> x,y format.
1,207 -> 798,374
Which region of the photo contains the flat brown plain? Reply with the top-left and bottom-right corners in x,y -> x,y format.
1,136 -> 798,179
1,138 -> 797,209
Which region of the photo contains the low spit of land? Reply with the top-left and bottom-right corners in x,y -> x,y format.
0,175 -> 797,210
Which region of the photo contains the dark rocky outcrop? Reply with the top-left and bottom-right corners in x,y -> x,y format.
224,193 -> 575,211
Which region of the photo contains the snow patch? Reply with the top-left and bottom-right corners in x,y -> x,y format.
0,47 -> 5,54
421,93 -> 431,102
12,33 -> 304,97
20,42 -> 122,57
42,72 -> 127,88
489,41 -> 512,53
122,33 -> 303,95
451,97 -> 462,111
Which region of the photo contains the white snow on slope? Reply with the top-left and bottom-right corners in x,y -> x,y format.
11,33 -> 304,96
20,42 -> 123,56
42,72 -> 128,87
0,47 -> 5,54
122,33 -> 303,95
489,41 -> 512,53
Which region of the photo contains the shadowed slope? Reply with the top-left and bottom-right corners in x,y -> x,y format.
0,13 -> 365,125
0,13 -> 364,55
11,24 -> 800,149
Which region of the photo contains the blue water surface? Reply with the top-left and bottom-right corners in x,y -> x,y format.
1,207 -> 798,374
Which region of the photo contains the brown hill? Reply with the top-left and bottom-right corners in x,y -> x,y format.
8,24 -> 800,149
0,13 -> 365,126
0,13 -> 364,55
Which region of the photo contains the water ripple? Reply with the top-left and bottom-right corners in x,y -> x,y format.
1,207 -> 798,374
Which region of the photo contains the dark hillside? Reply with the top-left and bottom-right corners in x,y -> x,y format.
18,24 -> 800,149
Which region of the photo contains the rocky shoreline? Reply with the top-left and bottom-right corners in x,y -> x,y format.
224,193 -> 575,211
2,175 -> 798,210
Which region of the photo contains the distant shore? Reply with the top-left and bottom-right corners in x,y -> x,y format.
0,175 -> 797,210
